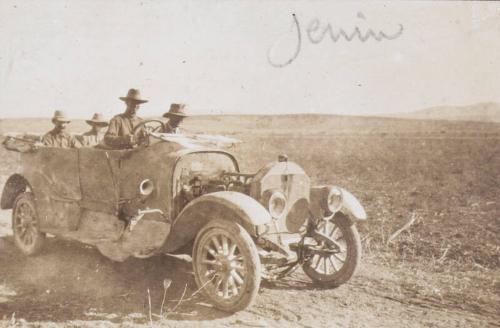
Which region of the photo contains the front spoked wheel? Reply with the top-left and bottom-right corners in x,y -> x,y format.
193,219 -> 261,312
12,192 -> 45,256
302,214 -> 361,287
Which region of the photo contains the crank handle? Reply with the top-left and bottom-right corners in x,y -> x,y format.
137,208 -> 164,216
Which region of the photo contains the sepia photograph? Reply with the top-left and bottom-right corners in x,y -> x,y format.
0,1 -> 499,327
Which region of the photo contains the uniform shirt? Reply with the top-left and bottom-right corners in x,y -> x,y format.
41,129 -> 79,148
79,130 -> 105,147
104,113 -> 144,149
163,122 -> 181,134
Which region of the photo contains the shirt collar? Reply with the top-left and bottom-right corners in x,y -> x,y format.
123,111 -> 137,119
50,128 -> 68,136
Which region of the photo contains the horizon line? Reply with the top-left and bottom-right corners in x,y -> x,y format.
1,101 -> 499,120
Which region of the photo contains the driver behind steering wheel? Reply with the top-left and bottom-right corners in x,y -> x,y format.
104,88 -> 149,149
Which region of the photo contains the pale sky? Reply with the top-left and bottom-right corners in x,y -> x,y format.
0,0 -> 499,118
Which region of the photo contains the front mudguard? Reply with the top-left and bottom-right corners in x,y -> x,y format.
339,188 -> 367,220
310,186 -> 367,221
162,191 -> 272,253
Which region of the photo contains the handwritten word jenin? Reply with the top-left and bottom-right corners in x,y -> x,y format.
267,12 -> 404,68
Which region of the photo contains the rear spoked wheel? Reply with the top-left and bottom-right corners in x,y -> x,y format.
193,219 -> 261,312
302,214 -> 361,287
12,192 -> 45,256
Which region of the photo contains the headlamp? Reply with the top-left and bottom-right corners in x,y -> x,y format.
263,190 -> 287,219
327,187 -> 343,213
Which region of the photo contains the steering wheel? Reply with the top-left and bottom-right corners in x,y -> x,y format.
132,119 -> 166,146
221,172 -> 243,190
133,119 -> 165,134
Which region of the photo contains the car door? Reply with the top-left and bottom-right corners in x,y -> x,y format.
77,148 -> 121,214
22,148 -> 81,231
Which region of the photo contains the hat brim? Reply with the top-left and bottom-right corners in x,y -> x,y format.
86,120 -> 109,126
163,112 -> 188,118
119,97 -> 148,104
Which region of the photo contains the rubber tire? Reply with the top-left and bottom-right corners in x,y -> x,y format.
12,192 -> 45,256
192,219 -> 261,312
302,214 -> 361,287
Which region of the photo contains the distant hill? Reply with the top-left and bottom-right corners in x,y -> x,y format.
389,102 -> 500,123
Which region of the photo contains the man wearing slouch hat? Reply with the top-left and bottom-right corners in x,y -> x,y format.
162,103 -> 188,134
41,110 -> 79,148
79,113 -> 109,147
104,88 -> 148,149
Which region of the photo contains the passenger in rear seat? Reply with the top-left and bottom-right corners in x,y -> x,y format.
78,113 -> 109,147
41,110 -> 80,148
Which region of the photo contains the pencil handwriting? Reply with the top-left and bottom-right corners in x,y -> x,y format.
268,12 -> 404,68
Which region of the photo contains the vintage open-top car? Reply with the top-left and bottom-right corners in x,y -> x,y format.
1,121 -> 367,312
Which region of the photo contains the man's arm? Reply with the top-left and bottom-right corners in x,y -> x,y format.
104,116 -> 132,149
70,135 -> 82,148
41,133 -> 55,147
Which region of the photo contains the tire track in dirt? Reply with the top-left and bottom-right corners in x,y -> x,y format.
0,234 -> 497,327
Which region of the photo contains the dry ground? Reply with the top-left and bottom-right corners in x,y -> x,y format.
0,115 -> 499,327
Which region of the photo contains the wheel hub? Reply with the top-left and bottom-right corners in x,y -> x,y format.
214,254 -> 237,275
308,244 -> 340,256
16,207 -> 34,232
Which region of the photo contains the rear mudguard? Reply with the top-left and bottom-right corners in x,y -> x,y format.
1,174 -> 29,209
162,191 -> 272,253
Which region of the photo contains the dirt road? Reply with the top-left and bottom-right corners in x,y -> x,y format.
0,210 -> 497,328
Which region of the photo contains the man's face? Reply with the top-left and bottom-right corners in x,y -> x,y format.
93,125 -> 105,133
125,100 -> 141,116
54,120 -> 69,131
169,116 -> 184,128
